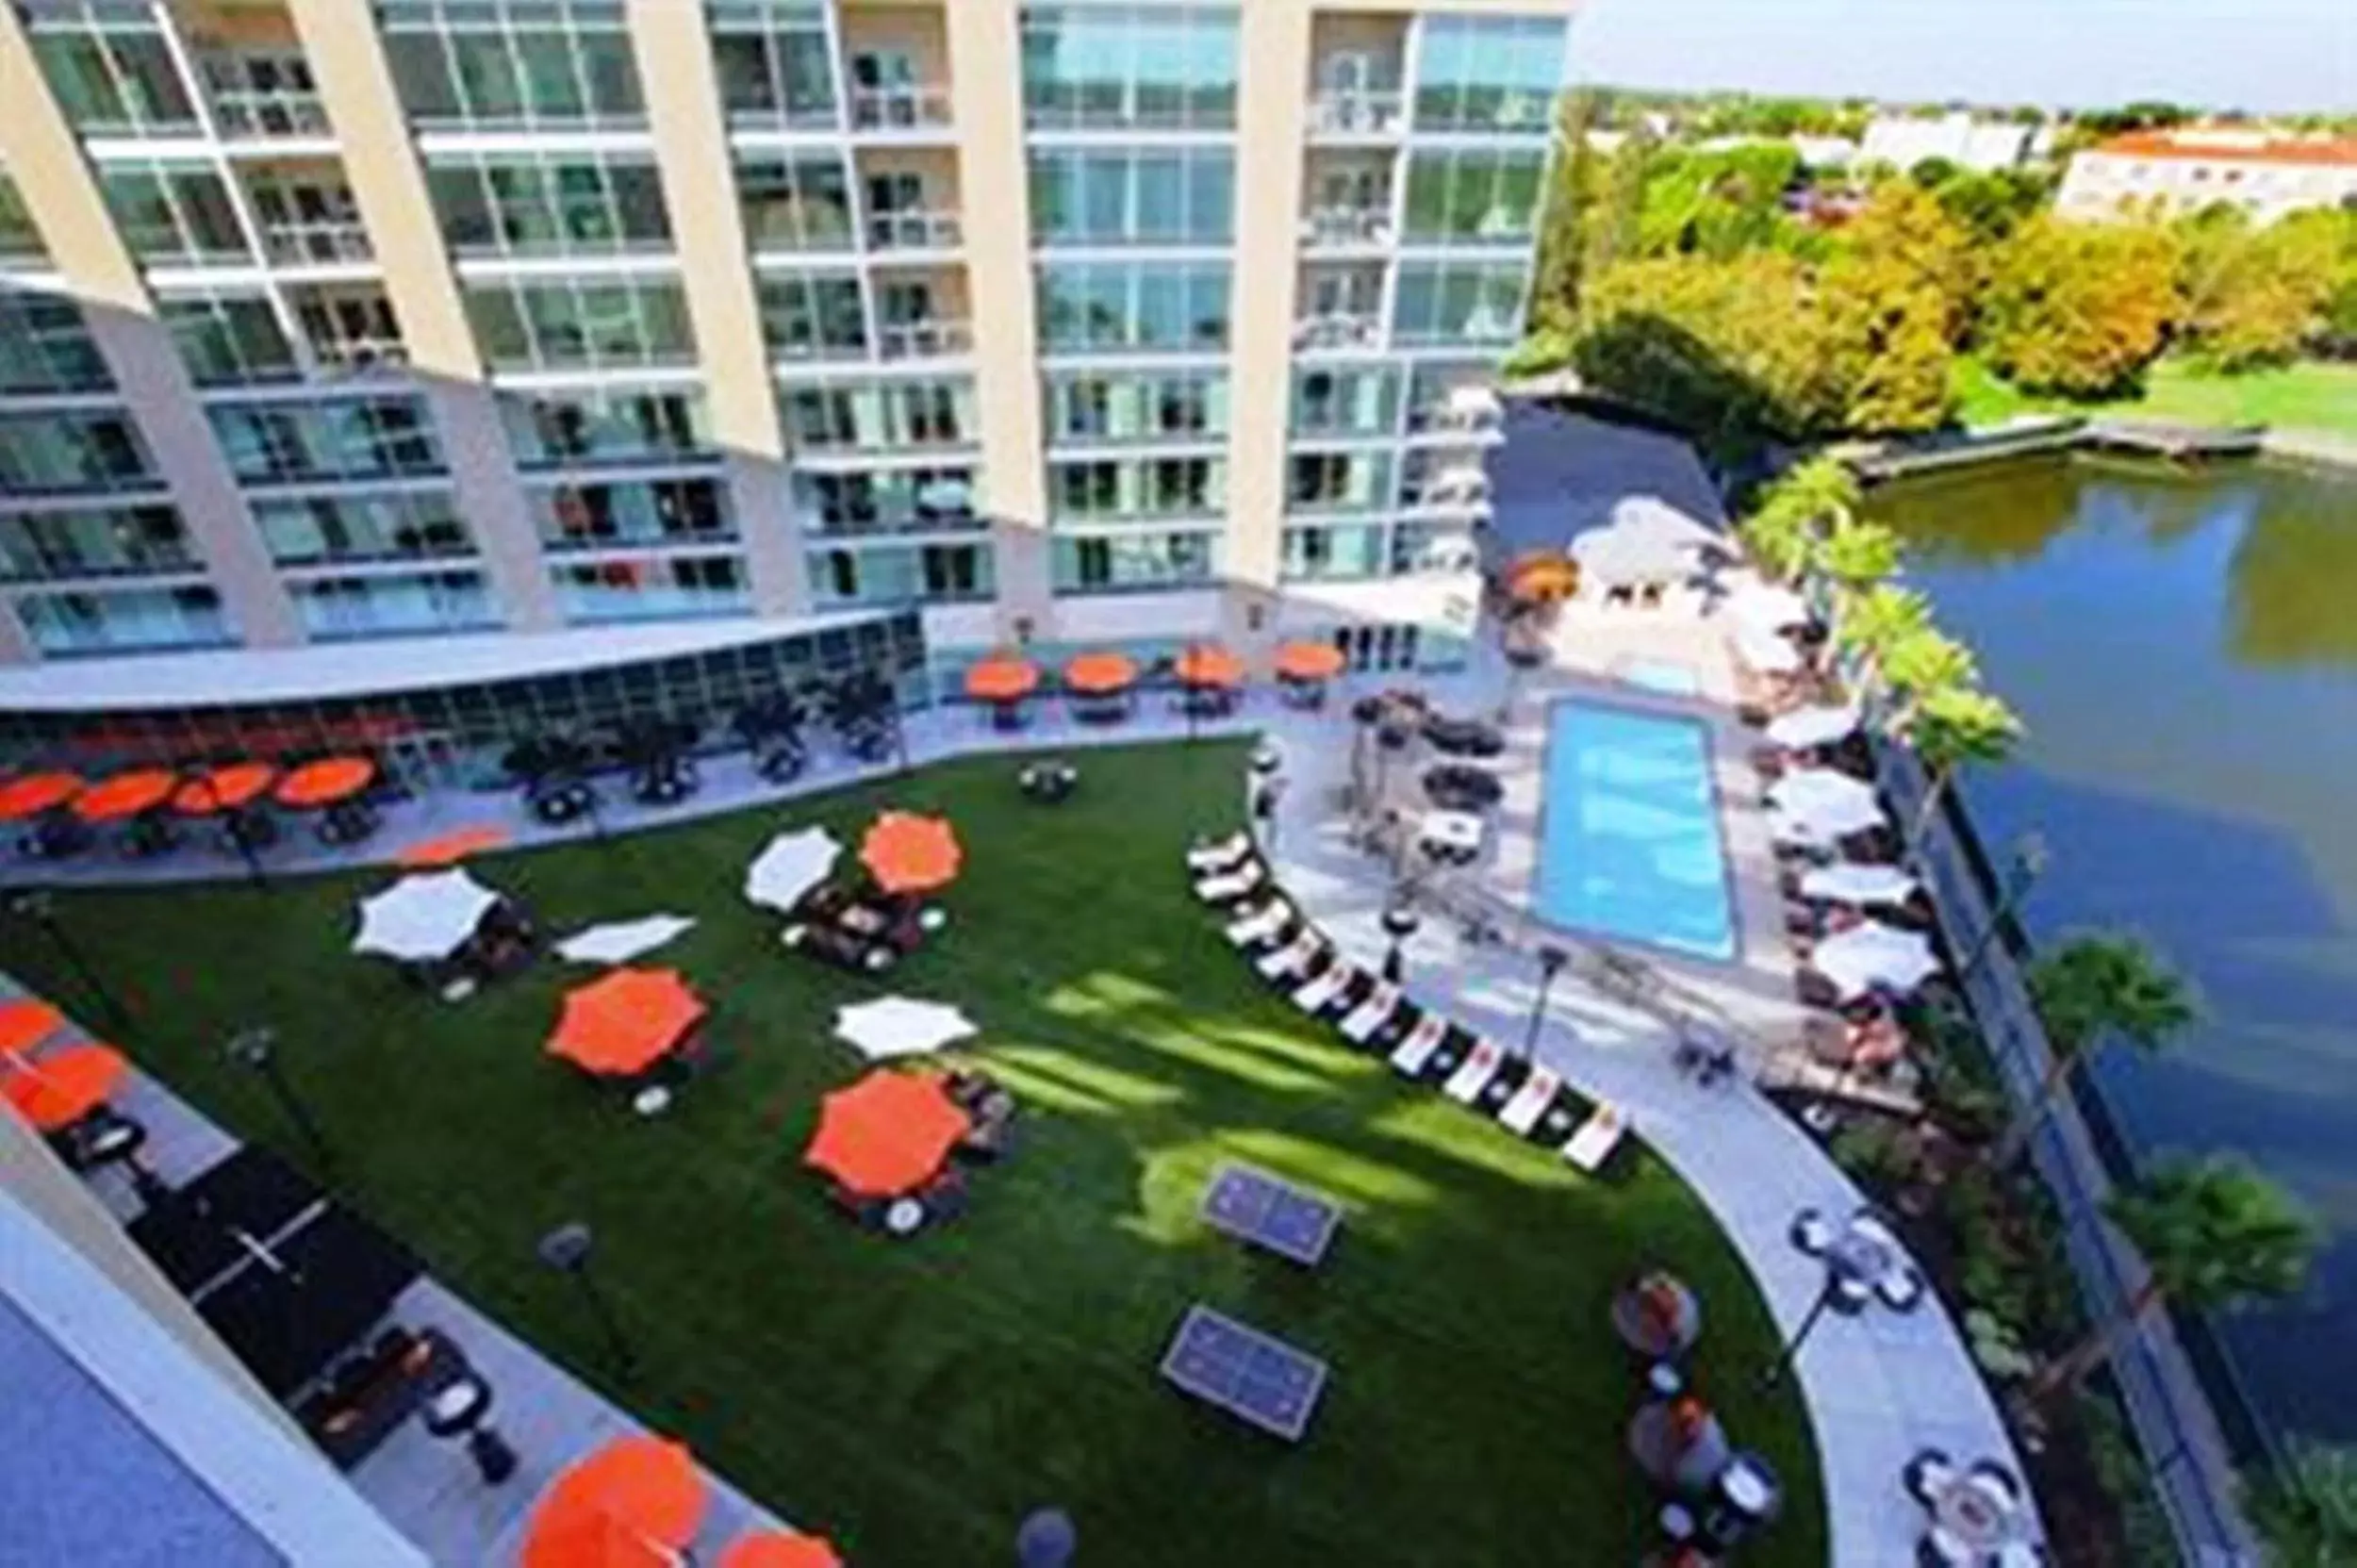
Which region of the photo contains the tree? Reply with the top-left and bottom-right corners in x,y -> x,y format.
2175,206 -> 2346,371
1736,498 -> 1817,583
1882,627 -> 1978,715
1994,933 -> 2199,1167
1834,583 -> 1932,697
2246,1439 -> 2357,1567
1528,90 -> 1599,335
1816,516 -> 1902,596
1979,215 -> 2181,397
2033,1156 -> 2316,1398
1904,685 -> 2021,848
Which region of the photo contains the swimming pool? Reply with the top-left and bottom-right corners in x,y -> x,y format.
1535,702 -> 1737,961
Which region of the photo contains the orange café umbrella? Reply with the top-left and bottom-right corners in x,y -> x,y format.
0,771 -> 83,822
521,1434 -> 708,1568
1063,652 -> 1135,697
173,762 -> 278,816
2,1043 -> 128,1132
72,768 -> 178,824
859,811 -> 961,896
1274,640 -> 1346,683
275,755 -> 376,809
547,967 -> 708,1077
395,825 -> 510,868
1508,551 -> 1579,602
963,655 -> 1040,703
805,1069 -> 972,1198
0,998 -> 66,1058
1174,644 -> 1244,689
720,1530 -> 846,1568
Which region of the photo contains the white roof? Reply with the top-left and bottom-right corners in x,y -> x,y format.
0,611 -> 891,715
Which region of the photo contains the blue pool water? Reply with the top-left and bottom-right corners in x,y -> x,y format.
1620,657 -> 1700,697
1536,702 -> 1738,960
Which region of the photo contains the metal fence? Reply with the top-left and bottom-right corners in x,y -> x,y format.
1877,739 -> 2260,1568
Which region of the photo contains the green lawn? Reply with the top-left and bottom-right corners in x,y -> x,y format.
21,743 -> 1825,1567
1953,354 -> 2357,439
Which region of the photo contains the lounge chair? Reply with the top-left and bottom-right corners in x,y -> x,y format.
1496,1067 -> 1564,1135
1563,1101 -> 1629,1173
1421,1022 -> 1480,1083
1442,1039 -> 1505,1103
1290,964 -> 1354,1015
1389,1015 -> 1447,1077
1194,859 -> 1266,905
1254,931 -> 1326,983
1224,900 -> 1294,949
1473,1055 -> 1530,1115
1339,982 -> 1405,1045
1186,832 -> 1255,876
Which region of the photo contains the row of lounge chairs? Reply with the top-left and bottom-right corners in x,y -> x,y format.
1188,831 -> 1629,1174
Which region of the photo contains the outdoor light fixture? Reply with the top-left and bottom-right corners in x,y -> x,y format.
1015,1508 -> 1079,1568
1522,945 -> 1569,1059
226,1025 -> 336,1176
421,1360 -> 519,1486
1380,904 -> 1421,984
1959,830 -> 2049,981
536,1221 -> 637,1379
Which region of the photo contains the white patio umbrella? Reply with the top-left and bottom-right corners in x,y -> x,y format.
1766,704 -> 1860,751
1573,523 -> 1697,586
1770,768 -> 1886,838
833,996 -> 978,1062
1733,623 -> 1803,674
555,914 -> 696,966
745,826 -> 841,913
1799,863 -> 1920,908
1610,494 -> 1724,553
1769,806 -> 1841,850
353,869 -> 502,962
1810,920 -> 1941,1000
1725,580 -> 1812,633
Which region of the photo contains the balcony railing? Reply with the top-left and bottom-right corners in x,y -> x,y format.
849,87 -> 953,132
1406,388 -> 1505,435
877,319 -> 973,360
1309,91 -> 1407,136
865,210 -> 963,251
208,90 -> 333,140
1299,206 -> 1393,247
1291,314 -> 1383,351
260,221 -> 374,267
305,337 -> 408,376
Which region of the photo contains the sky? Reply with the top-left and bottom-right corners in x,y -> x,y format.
1570,0 -> 2356,114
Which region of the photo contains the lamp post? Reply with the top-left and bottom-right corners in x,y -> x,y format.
7,890 -> 129,1033
536,1222 -> 636,1380
1522,945 -> 1568,1060
1761,1206 -> 1923,1389
1959,833 -> 2048,981
1495,640 -> 1545,725
420,1351 -> 520,1485
226,1027 -> 336,1178
1380,904 -> 1420,984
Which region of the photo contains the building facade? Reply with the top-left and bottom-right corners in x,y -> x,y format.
1857,111 -> 2030,175
0,0 -> 1575,685
2058,130 -> 2357,225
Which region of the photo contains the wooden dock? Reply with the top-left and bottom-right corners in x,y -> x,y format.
1854,415 -> 2266,483
2085,420 -> 2266,461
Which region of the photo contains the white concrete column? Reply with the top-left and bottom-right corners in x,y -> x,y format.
0,8 -> 302,649
292,0 -> 560,631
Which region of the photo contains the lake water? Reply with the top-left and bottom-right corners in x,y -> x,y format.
1867,454 -> 2357,1444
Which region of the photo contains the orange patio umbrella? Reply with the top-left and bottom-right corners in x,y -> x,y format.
173,762 -> 278,816
859,811 -> 961,896
1274,640 -> 1346,683
2,1043 -> 128,1132
0,998 -> 66,1058
547,967 -> 708,1077
1507,551 -> 1579,602
395,825 -> 511,868
1174,644 -> 1244,689
521,1434 -> 708,1568
720,1530 -> 845,1568
72,768 -> 178,824
805,1069 -> 971,1198
0,771 -> 82,822
962,655 -> 1040,703
275,756 -> 376,809
1062,652 -> 1135,697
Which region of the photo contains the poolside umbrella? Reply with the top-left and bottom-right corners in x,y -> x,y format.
275,755 -> 376,810
1610,1271 -> 1703,1358
1572,524 -> 1693,588
395,825 -> 510,868
1174,644 -> 1244,689
834,996 -> 978,1062
172,761 -> 278,817
0,771 -> 82,822
746,827 -> 842,913
1274,640 -> 1345,684
719,1531 -> 844,1568
1062,652 -> 1135,697
1424,764 -> 1504,811
1724,580 -> 1811,632
1765,704 -> 1860,751
71,768 -> 176,824
1506,551 -> 1578,602
1423,715 -> 1506,757
1809,920 -> 1941,1001
556,914 -> 697,966
352,869 -> 502,962
1732,623 -> 1803,674
963,655 -> 1040,704
1768,769 -> 1885,839
1799,863 -> 1920,908
805,1069 -> 972,1198
2,1043 -> 128,1132
521,1434 -> 707,1568
1627,1396 -> 1732,1493
547,967 -> 708,1077
860,811 -> 961,895
0,998 -> 66,1057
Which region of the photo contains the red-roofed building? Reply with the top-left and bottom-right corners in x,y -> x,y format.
2059,129 -> 2357,224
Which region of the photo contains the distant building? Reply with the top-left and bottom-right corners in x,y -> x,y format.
1860,111 -> 2031,173
2059,130 -> 2357,224
1790,136 -> 1859,170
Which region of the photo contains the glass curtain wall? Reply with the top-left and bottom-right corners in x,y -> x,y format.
1019,6 -> 1239,130
424,152 -> 672,258
1037,263 -> 1230,354
378,0 -> 644,129
0,291 -> 113,395
464,277 -> 697,371
1029,149 -> 1234,246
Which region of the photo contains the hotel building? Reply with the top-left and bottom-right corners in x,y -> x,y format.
2058,128 -> 2357,226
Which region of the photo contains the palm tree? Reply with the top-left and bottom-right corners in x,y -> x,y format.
2031,1156 -> 2316,1399
1881,627 -> 1981,731
1833,583 -> 1932,706
2247,1438 -> 2357,1566
1817,516 -> 1904,599
1772,454 -> 1863,533
1737,497 -> 1818,584
1904,686 -> 2022,850
1993,933 -> 2199,1166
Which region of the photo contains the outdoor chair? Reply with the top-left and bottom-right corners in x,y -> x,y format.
1224,899 -> 1296,949
827,1182 -> 887,1229
1442,1039 -> 1505,1103
1194,859 -> 1265,905
1564,1102 -> 1630,1174
1186,831 -> 1255,876
1289,963 -> 1353,1016
1338,982 -> 1407,1047
1496,1067 -> 1564,1136
1473,1056 -> 1529,1116
1254,931 -> 1325,984
1389,1015 -> 1448,1077
783,919 -> 897,974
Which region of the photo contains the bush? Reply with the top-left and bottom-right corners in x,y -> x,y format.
2078,1383 -> 2180,1564
1829,1119 -> 1916,1191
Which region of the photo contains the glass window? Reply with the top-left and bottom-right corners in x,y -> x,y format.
806,541 -> 994,607
532,476 -> 734,550
1392,259 -> 1529,347
378,0 -> 644,129
0,174 -> 48,267
464,277 -> 696,371
18,584 -> 226,654
756,272 -> 867,360
1281,523 -> 1386,582
425,152 -> 671,257
502,387 -> 711,468
252,489 -> 475,566
709,0 -> 837,126
1030,149 -> 1233,246
552,553 -> 750,622
1402,148 -> 1547,242
290,570 -> 496,640
1412,16 -> 1565,134
1049,457 -> 1223,520
1044,372 -> 1228,444
735,156 -> 856,252
781,380 -> 976,451
158,294 -> 300,387
208,396 -> 446,486
1049,530 -> 1215,593
0,503 -> 192,581
23,4 -> 198,137
1288,450 -> 1395,513
98,164 -> 252,266
794,468 -> 980,536
1021,6 -> 1238,130
0,411 -> 155,495
1289,367 -> 1398,436
1037,263 -> 1229,354
0,290 -> 112,394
